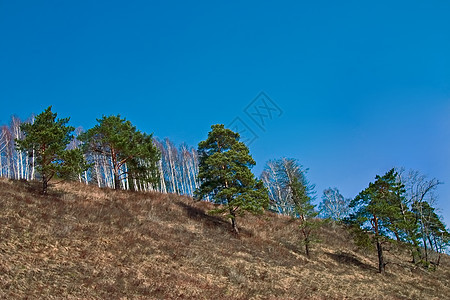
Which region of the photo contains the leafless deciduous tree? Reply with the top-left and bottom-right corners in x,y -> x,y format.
261,158 -> 315,216
0,116 -> 36,181
319,188 -> 349,221
152,138 -> 199,196
398,168 -> 448,265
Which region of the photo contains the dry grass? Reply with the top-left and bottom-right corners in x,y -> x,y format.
1,178 -> 449,299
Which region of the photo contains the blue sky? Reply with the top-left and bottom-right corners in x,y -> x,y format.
1,1 -> 449,224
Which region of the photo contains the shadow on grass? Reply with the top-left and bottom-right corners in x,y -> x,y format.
175,201 -> 228,228
325,251 -> 375,271
7,178 -> 47,196
279,241 -> 303,256
11,178 -> 61,197
174,201 -> 255,237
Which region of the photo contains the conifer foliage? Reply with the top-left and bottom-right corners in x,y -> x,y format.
79,115 -> 160,190
1,109 -> 449,265
15,106 -> 88,194
348,168 -> 406,273
195,124 -> 269,234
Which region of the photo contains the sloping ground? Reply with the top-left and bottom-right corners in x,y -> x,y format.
0,178 -> 449,299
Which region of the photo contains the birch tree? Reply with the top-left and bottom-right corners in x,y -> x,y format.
153,138 -> 199,196
319,188 -> 350,222
0,126 -> 9,177
0,125 -> 14,178
262,158 -> 318,257
398,169 -> 447,265
261,159 -> 292,214
261,158 -> 316,217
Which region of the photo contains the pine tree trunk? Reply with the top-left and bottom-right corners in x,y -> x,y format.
422,233 -> 429,263
305,238 -> 310,258
411,243 -> 422,264
114,171 -> 120,190
376,238 -> 385,273
42,175 -> 48,194
428,236 -> 436,255
393,231 -> 401,242
230,209 -> 239,234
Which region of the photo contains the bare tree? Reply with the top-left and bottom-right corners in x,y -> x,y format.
261,158 -> 315,216
262,158 -> 319,256
0,115 -> 37,181
261,160 -> 292,214
1,125 -> 14,178
319,188 -> 349,222
398,168 -> 447,265
0,126 -> 9,177
165,138 -> 178,193
153,138 -> 199,196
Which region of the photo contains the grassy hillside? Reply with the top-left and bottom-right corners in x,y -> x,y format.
1,178 -> 449,299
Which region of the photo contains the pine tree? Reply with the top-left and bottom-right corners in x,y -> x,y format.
195,124 -> 269,234
79,115 -> 160,190
348,168 -> 405,273
15,106 -> 88,194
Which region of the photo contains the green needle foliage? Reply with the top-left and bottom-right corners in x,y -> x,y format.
348,168 -> 406,273
195,124 -> 269,234
15,106 -> 88,194
79,115 -> 160,190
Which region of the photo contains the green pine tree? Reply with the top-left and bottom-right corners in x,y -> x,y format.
348,168 -> 405,273
195,124 -> 269,234
79,115 -> 160,190
15,106 -> 88,194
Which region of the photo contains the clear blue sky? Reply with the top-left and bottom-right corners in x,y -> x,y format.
1,1 -> 449,224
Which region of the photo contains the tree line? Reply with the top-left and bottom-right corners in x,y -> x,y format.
1,107 -> 449,273
1,108 -> 198,196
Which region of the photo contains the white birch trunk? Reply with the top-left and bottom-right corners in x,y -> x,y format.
166,139 -> 177,193
158,159 -> 166,193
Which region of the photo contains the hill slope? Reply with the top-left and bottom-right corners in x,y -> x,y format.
1,178 -> 449,299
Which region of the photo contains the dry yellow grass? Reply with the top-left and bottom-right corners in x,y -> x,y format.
1,177 -> 449,299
